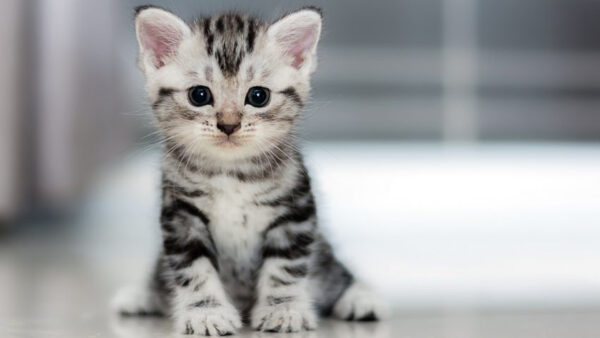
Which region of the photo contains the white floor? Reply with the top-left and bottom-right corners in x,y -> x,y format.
2,142 -> 600,337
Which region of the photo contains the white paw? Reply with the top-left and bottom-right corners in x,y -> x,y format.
252,298 -> 317,333
175,303 -> 242,336
112,285 -> 163,315
333,282 -> 390,321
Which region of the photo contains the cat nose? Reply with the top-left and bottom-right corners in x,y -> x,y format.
217,122 -> 241,136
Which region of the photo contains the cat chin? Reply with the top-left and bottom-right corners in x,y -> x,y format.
198,144 -> 263,163
213,140 -> 241,150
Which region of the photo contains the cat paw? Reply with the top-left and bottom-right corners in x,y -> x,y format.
251,298 -> 317,333
111,285 -> 163,316
333,282 -> 390,321
175,303 -> 242,336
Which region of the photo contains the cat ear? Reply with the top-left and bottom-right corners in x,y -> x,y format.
267,8 -> 322,72
135,6 -> 190,71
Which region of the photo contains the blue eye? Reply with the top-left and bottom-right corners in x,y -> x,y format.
245,87 -> 270,107
188,86 -> 213,107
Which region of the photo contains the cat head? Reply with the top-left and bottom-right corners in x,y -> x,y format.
135,6 -> 322,163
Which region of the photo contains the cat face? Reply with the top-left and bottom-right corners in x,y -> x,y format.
135,7 -> 322,163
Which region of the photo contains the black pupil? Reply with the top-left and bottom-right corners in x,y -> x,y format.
248,87 -> 269,107
189,86 -> 211,106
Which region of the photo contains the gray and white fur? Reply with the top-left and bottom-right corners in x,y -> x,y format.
113,5 -> 388,335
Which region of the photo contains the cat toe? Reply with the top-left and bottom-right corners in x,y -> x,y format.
333,282 -> 390,321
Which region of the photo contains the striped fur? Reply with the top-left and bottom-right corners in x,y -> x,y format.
112,6 -> 388,336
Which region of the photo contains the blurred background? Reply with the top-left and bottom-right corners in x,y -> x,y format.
1,0 -> 600,337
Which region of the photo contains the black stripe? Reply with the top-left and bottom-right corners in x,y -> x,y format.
227,165 -> 279,182
262,232 -> 314,260
215,17 -> 224,33
290,172 -> 311,197
279,87 -> 303,107
235,15 -> 244,33
262,245 -> 310,260
215,50 -> 228,76
266,296 -> 295,306
163,179 -> 205,198
174,274 -> 192,287
215,50 -> 224,72
185,321 -> 194,334
209,14 -> 252,77
161,222 -> 175,234
312,246 -> 355,316
203,19 -> 214,55
233,43 -> 243,74
270,275 -> 296,287
188,297 -> 220,308
246,19 -> 256,53
256,171 -> 311,207
152,87 -> 176,109
284,264 -> 308,277
161,198 -> 209,225
165,238 -> 219,271
264,202 -> 316,234
159,87 -> 175,97
357,312 -> 378,321
215,47 -> 244,77
162,236 -> 179,253
187,241 -> 219,270
291,232 -> 315,247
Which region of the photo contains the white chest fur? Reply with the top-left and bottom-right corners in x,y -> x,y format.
193,175 -> 276,267
186,175 -> 280,305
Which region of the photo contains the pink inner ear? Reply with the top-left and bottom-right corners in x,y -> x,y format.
140,22 -> 183,68
277,24 -> 318,69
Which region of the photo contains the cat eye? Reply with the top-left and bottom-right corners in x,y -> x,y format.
245,87 -> 270,107
188,86 -> 213,107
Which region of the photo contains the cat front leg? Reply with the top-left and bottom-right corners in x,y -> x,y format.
161,198 -> 241,336
170,257 -> 241,336
251,220 -> 318,333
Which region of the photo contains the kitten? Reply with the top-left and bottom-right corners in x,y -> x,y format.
113,5 -> 388,335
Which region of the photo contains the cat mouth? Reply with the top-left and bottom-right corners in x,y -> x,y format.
214,137 -> 242,148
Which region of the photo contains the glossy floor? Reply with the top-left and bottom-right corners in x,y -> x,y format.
2,142 -> 600,337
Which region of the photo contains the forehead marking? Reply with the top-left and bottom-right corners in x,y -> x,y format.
215,16 -> 225,33
246,18 -> 257,53
200,13 -> 264,78
203,18 -> 214,56
235,16 -> 244,33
